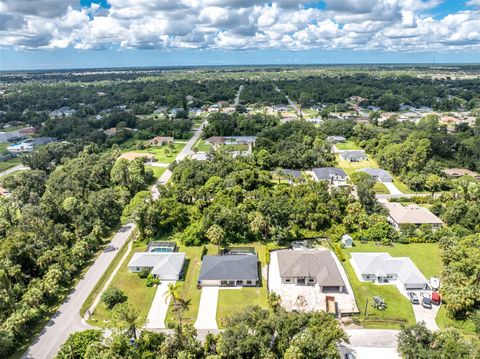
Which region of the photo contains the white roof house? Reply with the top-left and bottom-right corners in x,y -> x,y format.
383,202 -> 443,230
358,168 -> 393,182
350,252 -> 428,290
128,252 -> 185,280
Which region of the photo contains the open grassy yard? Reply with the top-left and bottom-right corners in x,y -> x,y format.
373,182 -> 389,194
436,306 -> 477,338
216,243 -> 269,327
147,166 -> 167,179
194,139 -> 212,152
165,244 -> 218,326
345,242 -> 442,279
0,157 -> 21,172
335,141 -> 361,151
87,244 -> 157,328
122,142 -> 186,163
337,155 -> 380,176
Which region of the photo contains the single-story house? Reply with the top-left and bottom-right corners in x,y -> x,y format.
198,254 -> 259,287
339,150 -> 367,162
0,132 -> 24,143
276,249 -> 345,292
148,136 -> 174,146
7,137 -> 57,153
358,168 -> 393,182
0,187 -> 11,197
272,169 -> 303,182
326,136 -> 347,143
383,202 -> 443,230
205,136 -> 226,147
350,252 -> 428,290
442,168 -> 480,181
118,152 -> 155,162
273,104 -> 289,112
312,167 -> 348,184
341,234 -> 353,248
128,252 -> 185,280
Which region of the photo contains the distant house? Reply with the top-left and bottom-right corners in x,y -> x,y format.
148,136 -> 174,146
154,106 -> 168,114
222,106 -> 236,113
350,252 -> 428,290
326,136 -> 347,143
50,106 -> 76,118
341,234 -> 353,248
198,254 -> 259,287
442,168 -> 480,180
118,152 -> 155,162
383,202 -> 443,230
206,136 -> 226,147
311,167 -> 348,185
273,169 -> 303,182
18,127 -> 38,135
170,107 -> 184,116
358,168 -> 393,182
128,252 -> 185,280
339,150 -> 367,162
273,104 -> 289,112
0,131 -> 23,143
275,249 -> 345,292
104,128 -> 117,136
0,187 -> 11,197
7,137 -> 56,153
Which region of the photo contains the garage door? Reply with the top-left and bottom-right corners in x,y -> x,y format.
322,286 -> 340,293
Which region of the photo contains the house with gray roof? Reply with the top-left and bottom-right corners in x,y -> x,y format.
350,252 -> 428,290
383,202 -> 443,230
128,252 -> 185,280
358,168 -> 393,182
339,150 -> 367,162
276,249 -> 345,292
327,136 -> 347,143
198,254 -> 259,287
312,167 -> 348,185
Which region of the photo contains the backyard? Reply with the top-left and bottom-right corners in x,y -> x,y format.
194,139 -> 212,152
147,166 -> 167,179
335,141 -> 361,151
122,142 -> 186,163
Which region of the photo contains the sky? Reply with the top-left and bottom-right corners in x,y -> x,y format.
0,0 -> 479,70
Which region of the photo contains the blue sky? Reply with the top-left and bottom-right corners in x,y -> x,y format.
1,0 -> 479,70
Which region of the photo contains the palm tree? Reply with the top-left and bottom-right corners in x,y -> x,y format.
164,282 -> 180,306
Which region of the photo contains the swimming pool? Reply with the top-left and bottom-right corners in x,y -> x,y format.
149,247 -> 174,253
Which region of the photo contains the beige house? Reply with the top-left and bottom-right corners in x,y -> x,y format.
276,249 -> 345,293
442,168 -> 480,180
148,136 -> 174,146
383,202 -> 443,230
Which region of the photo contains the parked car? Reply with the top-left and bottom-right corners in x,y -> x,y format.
431,291 -> 441,305
408,292 -> 419,304
422,296 -> 432,309
344,353 -> 355,359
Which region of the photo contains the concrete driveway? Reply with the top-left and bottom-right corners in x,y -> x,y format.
145,281 -> 175,329
395,285 -> 440,331
194,286 -> 219,330
340,329 -> 401,359
383,181 -> 403,195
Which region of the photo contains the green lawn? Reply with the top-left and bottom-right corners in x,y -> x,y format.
337,155 -> 380,176
194,139 -> 212,152
147,166 -> 167,179
87,244 -> 157,328
436,306 -> 477,338
122,142 -> 186,163
0,157 -> 21,172
216,243 -> 269,327
165,244 -> 218,326
335,141 -> 361,151
345,242 -> 442,279
373,182 -> 389,194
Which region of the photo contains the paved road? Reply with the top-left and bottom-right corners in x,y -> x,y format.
0,164 -> 29,177
383,181 -> 403,195
274,84 -> 303,116
152,120 -> 207,199
340,329 -> 400,359
24,224 -> 136,359
234,85 -> 243,106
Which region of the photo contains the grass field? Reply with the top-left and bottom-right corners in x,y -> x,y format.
373,182 -> 389,194
436,306 -> 477,337
216,243 -> 268,327
165,244 -> 219,326
335,141 -> 361,151
87,244 -> 157,328
337,155 -> 380,176
122,142 -> 186,163
147,166 -> 167,179
194,139 -> 212,152
0,157 -> 21,172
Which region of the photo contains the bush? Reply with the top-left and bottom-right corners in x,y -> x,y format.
137,268 -> 150,279
471,310 -> 480,334
332,243 -> 345,262
101,287 -> 128,310
146,274 -> 160,287
372,296 -> 387,311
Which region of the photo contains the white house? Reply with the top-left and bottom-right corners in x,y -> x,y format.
341,234 -> 353,248
350,252 -> 428,290
339,150 -> 367,162
128,252 -> 185,280
312,167 -> 348,186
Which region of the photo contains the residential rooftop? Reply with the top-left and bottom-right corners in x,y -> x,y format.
384,202 -> 443,225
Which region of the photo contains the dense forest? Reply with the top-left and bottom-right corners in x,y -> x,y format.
0,147 -> 152,357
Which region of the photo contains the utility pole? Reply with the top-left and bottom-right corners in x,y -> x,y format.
364,298 -> 369,318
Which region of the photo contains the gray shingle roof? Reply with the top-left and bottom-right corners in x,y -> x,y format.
339,150 -> 366,159
276,249 -> 345,287
312,167 -> 347,180
199,255 -> 259,281
128,252 -> 185,277
358,168 -> 393,182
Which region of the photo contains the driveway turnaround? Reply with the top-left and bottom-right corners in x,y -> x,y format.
383,181 -> 403,195
24,224 -> 136,359
145,281 -> 175,329
340,329 -> 401,359
194,286 -> 219,330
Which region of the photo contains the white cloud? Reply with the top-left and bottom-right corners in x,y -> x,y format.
0,0 -> 479,53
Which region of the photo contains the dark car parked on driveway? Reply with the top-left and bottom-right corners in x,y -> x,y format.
408,292 -> 419,304
422,296 -> 432,309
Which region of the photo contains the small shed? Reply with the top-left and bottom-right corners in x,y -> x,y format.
341,234 -> 353,248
